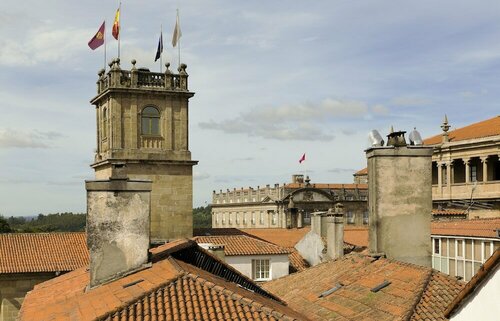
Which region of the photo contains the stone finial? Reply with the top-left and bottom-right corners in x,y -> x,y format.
131,59 -> 137,70
389,125 -> 394,134
98,68 -> 105,77
165,62 -> 172,74
178,63 -> 187,75
305,176 -> 311,187
441,114 -> 451,143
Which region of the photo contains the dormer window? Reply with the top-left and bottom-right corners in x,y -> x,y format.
141,106 -> 160,135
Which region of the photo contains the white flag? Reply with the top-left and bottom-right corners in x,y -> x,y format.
172,13 -> 182,47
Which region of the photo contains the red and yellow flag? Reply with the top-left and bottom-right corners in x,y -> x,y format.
112,8 -> 120,40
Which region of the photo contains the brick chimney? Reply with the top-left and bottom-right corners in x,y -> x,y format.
85,164 -> 152,288
366,129 -> 432,267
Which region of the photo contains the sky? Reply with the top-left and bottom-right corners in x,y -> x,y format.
1,1 -> 500,216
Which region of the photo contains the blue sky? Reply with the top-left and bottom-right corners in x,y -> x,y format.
1,0 -> 499,216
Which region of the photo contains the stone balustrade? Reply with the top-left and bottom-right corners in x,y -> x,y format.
97,58 -> 189,94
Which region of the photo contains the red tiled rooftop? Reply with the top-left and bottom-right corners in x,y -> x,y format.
432,209 -> 466,216
424,115 -> 500,145
431,218 -> 500,238
263,253 -> 465,321
344,226 -> 369,248
354,168 -> 368,175
194,235 -> 292,256
0,232 -> 89,273
242,228 -> 311,248
19,239 -> 308,321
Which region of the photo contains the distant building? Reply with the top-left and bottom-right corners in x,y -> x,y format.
431,218 -> 500,282
354,115 -> 500,218
194,234 -> 292,281
0,233 -> 88,321
211,175 -> 368,229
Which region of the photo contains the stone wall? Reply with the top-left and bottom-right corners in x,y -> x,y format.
0,273 -> 55,321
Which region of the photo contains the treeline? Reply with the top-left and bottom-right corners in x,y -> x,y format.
0,213 -> 86,233
0,205 -> 213,233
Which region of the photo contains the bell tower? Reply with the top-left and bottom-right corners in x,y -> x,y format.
90,58 -> 197,242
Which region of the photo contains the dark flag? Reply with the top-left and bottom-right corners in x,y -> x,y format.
88,21 -> 105,50
155,31 -> 163,62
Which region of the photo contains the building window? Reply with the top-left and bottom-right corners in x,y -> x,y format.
434,238 -> 440,255
363,211 -> 369,225
347,211 -> 355,224
260,211 -> 264,224
141,106 -> 160,135
251,212 -> 255,225
457,239 -> 464,258
252,259 -> 270,281
102,107 -> 108,139
471,165 -> 477,182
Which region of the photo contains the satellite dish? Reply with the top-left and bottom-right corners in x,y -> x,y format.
409,127 -> 423,146
368,130 -> 384,147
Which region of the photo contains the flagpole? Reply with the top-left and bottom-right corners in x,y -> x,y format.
118,1 -> 121,59
160,24 -> 163,73
104,20 -> 107,71
177,8 -> 181,68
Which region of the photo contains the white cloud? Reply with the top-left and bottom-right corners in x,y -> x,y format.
0,129 -> 62,148
193,171 -> 210,181
390,96 -> 430,107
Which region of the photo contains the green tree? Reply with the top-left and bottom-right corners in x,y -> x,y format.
0,216 -> 12,233
193,205 -> 212,228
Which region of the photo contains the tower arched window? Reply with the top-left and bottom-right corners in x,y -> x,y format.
141,106 -> 160,135
102,107 -> 108,139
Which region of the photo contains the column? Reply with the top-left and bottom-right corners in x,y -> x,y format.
481,156 -> 488,182
450,161 -> 455,184
437,162 -> 443,188
446,162 -> 452,187
465,158 -> 471,184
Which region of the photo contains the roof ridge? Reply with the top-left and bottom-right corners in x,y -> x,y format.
405,268 -> 434,321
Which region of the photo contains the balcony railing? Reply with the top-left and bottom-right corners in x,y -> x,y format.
432,180 -> 500,200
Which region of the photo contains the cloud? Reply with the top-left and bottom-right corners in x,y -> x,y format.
0,129 -> 63,148
372,104 -> 389,114
193,171 -> 210,181
199,98 -> 380,141
390,96 -> 430,107
328,168 -> 358,174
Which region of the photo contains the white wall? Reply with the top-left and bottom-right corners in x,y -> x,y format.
295,230 -> 325,266
225,254 -> 289,281
451,264 -> 500,321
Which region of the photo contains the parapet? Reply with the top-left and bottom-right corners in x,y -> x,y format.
95,58 -> 190,96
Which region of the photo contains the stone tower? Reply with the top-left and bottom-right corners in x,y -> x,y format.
367,130 -> 433,267
90,58 -> 197,242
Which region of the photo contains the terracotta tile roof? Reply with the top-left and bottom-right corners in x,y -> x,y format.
284,183 -> 368,190
344,227 -> 369,248
263,253 -> 465,321
287,248 -> 310,273
0,232 -> 89,273
194,235 -> 292,256
424,115 -> 500,145
431,218 -> 500,238
19,239 -> 308,321
242,228 -> 311,248
354,168 -> 368,175
432,209 -> 467,216
444,248 -> 500,318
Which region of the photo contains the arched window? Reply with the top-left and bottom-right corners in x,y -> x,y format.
141,106 -> 160,135
102,107 -> 108,139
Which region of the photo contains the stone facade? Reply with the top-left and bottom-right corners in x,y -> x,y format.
211,175 -> 368,229
90,59 -> 197,242
0,273 -> 54,321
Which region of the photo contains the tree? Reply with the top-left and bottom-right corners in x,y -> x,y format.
0,216 -> 12,233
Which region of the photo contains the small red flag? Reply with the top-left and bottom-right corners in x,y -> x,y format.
112,8 -> 120,40
88,21 -> 105,50
299,153 -> 306,164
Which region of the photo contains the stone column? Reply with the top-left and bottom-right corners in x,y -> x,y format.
446,162 -> 452,186
450,161 -> 455,184
297,210 -> 303,228
481,156 -> 488,182
437,162 -> 443,188
465,158 -> 471,184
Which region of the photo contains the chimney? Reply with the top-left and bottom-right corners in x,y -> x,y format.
199,243 -> 225,261
326,203 -> 344,260
366,129 -> 432,267
85,165 -> 152,288
310,211 -> 323,236
292,174 -> 304,184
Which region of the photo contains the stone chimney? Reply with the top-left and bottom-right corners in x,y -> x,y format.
366,129 -> 433,267
85,165 -> 152,288
326,203 -> 344,260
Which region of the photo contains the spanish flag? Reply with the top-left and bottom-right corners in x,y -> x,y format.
112,8 -> 120,40
88,21 -> 105,50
